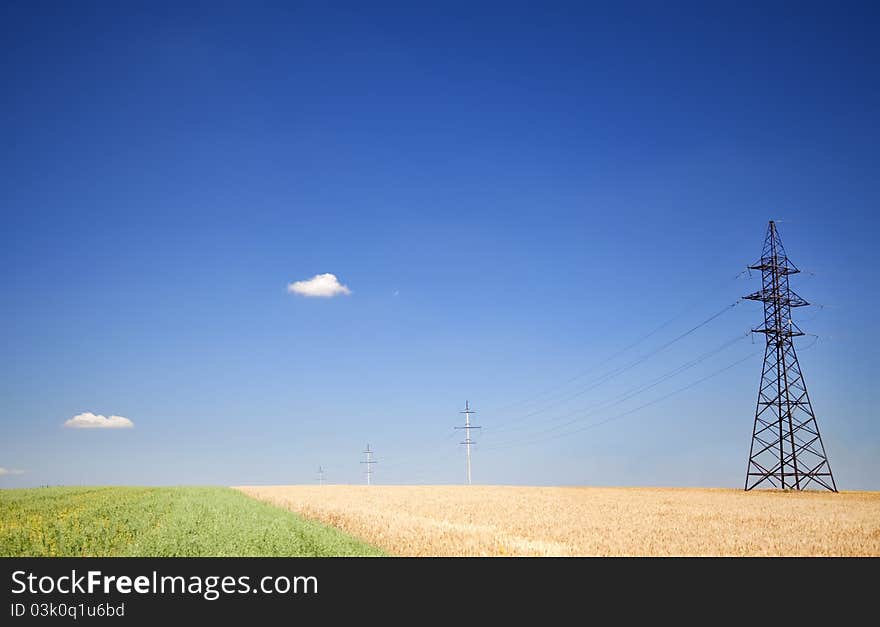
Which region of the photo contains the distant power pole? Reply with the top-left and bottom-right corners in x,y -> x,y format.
743,220 -> 836,491
455,400 -> 481,485
361,444 -> 376,485
317,465 -> 325,486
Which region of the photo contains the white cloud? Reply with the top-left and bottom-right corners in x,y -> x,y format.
64,412 -> 134,429
287,273 -> 351,298
0,467 -> 24,476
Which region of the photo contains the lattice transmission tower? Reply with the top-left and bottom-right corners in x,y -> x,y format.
743,220 -> 836,491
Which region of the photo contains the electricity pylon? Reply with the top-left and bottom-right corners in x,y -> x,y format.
455,401 -> 481,485
743,220 -> 836,491
361,444 -> 376,485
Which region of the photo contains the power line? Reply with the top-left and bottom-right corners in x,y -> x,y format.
487,270 -> 749,416
487,300 -> 743,434
335,275 -> 751,484
359,315 -> 750,482
335,345 -> 758,484
378,429 -> 458,471
482,350 -> 761,452
388,449 -> 463,483
485,331 -> 750,445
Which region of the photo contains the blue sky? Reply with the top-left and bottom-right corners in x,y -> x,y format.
1,2 -> 878,489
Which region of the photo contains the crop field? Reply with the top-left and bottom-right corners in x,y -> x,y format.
238,485 -> 880,557
0,487 -> 384,557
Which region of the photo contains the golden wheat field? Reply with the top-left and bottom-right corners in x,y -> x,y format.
236,485 -> 880,557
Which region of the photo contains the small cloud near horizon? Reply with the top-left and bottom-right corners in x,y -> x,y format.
64,412 -> 134,429
287,273 -> 351,298
0,467 -> 25,476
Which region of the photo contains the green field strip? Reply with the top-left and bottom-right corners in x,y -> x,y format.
0,487 -> 385,557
